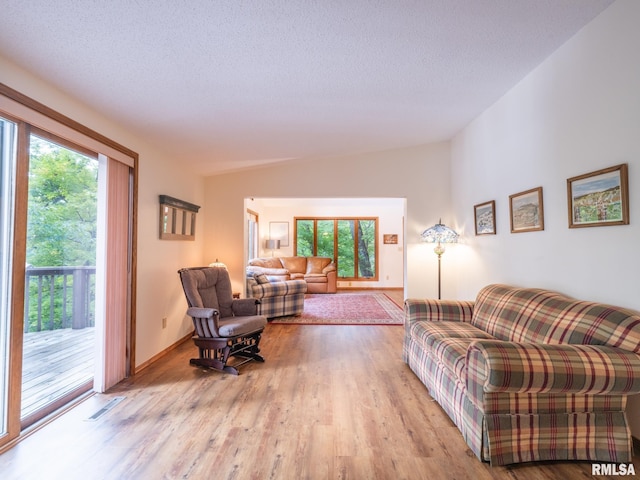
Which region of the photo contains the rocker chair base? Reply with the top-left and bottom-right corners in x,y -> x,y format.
190,330 -> 264,375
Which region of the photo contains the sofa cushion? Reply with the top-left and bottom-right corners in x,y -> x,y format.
304,274 -> 328,284
409,320 -> 493,352
246,265 -> 289,277
249,257 -> 284,269
267,275 -> 291,282
430,337 -> 477,385
280,256 -> 308,274
306,256 -> 332,274
472,284 -> 640,353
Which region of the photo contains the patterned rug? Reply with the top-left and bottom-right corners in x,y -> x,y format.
269,293 -> 404,325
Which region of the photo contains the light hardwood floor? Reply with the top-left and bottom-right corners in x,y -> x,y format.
1,292 -> 636,479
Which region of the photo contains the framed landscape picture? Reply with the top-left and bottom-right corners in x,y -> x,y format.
474,200 -> 496,235
567,164 -> 629,228
509,187 -> 544,233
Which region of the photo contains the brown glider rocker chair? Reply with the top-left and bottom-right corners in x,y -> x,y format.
178,266 -> 267,375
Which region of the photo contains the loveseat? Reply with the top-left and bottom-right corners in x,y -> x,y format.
404,284 -> 640,466
247,256 -> 337,293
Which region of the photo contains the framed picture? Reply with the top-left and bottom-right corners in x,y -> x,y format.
383,234 -> 398,244
474,200 -> 496,235
509,187 -> 544,233
269,221 -> 289,247
567,163 -> 629,228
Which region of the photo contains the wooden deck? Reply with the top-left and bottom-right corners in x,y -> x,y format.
21,327 -> 94,420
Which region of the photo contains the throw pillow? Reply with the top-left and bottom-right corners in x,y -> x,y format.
255,274 -> 270,284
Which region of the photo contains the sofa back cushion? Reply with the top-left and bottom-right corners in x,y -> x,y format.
248,257 -> 284,269
280,256 -> 308,274
472,284 -> 640,353
306,257 -> 332,274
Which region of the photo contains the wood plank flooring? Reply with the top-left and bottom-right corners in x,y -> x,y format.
1,296 -> 637,479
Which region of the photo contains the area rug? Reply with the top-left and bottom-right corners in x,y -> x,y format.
269,293 -> 404,325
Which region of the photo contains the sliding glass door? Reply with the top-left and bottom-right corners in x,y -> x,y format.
0,83 -> 137,449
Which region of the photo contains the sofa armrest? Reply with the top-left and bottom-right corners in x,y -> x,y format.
325,269 -> 337,286
232,298 -> 260,316
404,299 -> 474,324
250,280 -> 307,299
467,340 -> 640,395
322,263 -> 337,274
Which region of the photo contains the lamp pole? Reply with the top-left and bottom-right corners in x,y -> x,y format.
434,242 -> 444,300
421,219 -> 458,301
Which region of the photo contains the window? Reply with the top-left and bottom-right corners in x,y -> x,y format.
294,217 -> 378,281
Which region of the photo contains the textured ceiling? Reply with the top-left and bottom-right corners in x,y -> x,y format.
0,1 -> 614,175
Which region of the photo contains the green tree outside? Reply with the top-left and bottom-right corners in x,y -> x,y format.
27,136 -> 98,266
25,136 -> 98,332
296,218 -> 376,279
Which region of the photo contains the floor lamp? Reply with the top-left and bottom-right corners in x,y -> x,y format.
421,219 -> 459,299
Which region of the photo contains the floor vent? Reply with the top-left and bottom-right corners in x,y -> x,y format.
86,396 -> 125,421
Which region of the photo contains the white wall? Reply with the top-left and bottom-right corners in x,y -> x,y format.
0,55 -> 206,368
450,0 -> 640,436
204,143 -> 452,299
245,197 -> 405,288
135,156 -> 205,366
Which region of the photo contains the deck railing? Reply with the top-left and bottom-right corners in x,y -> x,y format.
24,266 -> 96,333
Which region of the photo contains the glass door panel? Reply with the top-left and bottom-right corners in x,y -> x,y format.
316,220 -> 335,260
357,219 -> 376,278
295,219 -> 314,256
337,220 -> 355,277
0,116 -> 17,436
21,134 -> 98,424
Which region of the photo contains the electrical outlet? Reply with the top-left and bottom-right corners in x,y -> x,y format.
162,317 -> 167,329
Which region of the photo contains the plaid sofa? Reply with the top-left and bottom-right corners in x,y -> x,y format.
403,284 -> 640,466
246,274 -> 307,319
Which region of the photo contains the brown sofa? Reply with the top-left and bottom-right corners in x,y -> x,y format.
247,256 -> 337,293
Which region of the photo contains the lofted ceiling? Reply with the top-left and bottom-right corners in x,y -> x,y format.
0,1 -> 614,176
